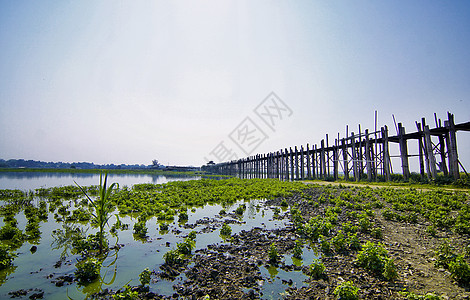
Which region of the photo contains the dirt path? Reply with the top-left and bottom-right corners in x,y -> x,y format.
303,180 -> 469,193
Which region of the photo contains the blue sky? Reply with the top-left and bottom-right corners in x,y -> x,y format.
0,1 -> 469,170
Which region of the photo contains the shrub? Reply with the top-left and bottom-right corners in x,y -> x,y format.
159,222 -> 169,231
333,281 -> 359,300
235,205 -> 245,215
0,224 -> 23,241
75,257 -> 101,283
188,231 -> 197,241
177,238 -> 195,255
356,241 -> 396,280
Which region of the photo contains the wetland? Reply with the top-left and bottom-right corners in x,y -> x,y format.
0,174 -> 469,299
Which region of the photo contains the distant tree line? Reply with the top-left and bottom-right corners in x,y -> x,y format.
0,159 -> 153,170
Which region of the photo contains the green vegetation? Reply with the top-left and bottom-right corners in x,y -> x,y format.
355,241 -> 397,281
74,257 -> 102,283
268,242 -> 280,264
434,240 -> 470,284
333,281 -> 359,300
0,244 -> 14,270
292,239 -> 303,259
139,268 -> 151,286
75,172 -> 119,254
307,259 -> 326,279
220,223 -> 232,236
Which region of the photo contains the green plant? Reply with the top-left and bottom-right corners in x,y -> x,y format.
426,225 -> 437,237
399,290 -> 441,300
177,237 -> 196,255
347,233 -> 361,251
188,231 -> 197,241
133,219 -> 148,238
371,227 -> 383,239
235,204 -> 245,215
268,243 -> 279,264
319,235 -> 331,254
139,268 -> 151,286
448,255 -> 470,283
383,258 -> 398,281
308,259 -> 325,279
178,211 -> 188,222
292,240 -> 303,259
113,284 -> 139,300
159,222 -> 169,231
0,244 -> 14,270
332,230 -> 347,252
74,257 -> 101,283
356,241 -> 396,280
163,249 -> 183,265
434,241 -> 457,269
220,223 -> 232,236
75,172 -> 118,254
333,281 -> 359,300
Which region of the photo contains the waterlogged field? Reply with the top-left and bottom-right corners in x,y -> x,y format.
0,178 -> 312,299
0,177 -> 469,299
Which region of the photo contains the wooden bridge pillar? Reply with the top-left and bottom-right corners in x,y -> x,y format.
446,112 -> 460,180
423,125 -> 437,179
306,144 -> 311,179
398,123 -> 410,180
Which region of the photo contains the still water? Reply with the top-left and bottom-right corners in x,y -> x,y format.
0,172 -> 200,190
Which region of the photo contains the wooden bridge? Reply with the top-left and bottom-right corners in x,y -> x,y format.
203,112 -> 470,182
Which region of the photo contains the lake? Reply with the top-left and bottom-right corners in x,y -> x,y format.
0,171 -> 200,190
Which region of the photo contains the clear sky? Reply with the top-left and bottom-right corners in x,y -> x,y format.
1,1 -> 469,170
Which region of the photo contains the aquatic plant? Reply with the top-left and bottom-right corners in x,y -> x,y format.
163,249 -> 183,265
292,239 -> 303,259
308,259 -> 325,279
75,257 -> 102,283
268,242 -> 280,264
112,284 -> 139,299
75,172 -> 118,254
220,223 -> 232,236
133,218 -> 148,238
0,244 -> 14,270
139,268 -> 151,286
333,281 -> 359,300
